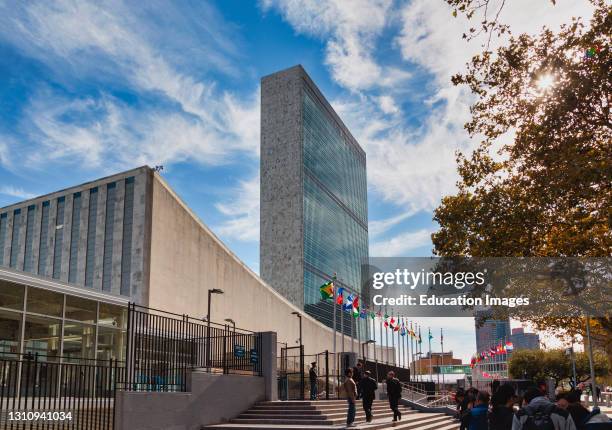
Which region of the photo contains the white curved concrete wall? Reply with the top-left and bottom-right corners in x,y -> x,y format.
147,173 -> 391,359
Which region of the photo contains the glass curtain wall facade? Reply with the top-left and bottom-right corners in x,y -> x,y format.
0,279 -> 126,363
302,89 -> 369,337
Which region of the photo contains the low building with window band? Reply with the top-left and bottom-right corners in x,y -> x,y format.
260,65 -> 369,338
1,164 -> 379,366
0,167 -> 149,363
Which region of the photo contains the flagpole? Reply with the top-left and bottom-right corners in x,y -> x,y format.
419,326 -> 423,382
378,306 -> 383,368
409,321 -> 413,381
428,328 -> 433,382
341,298 -> 345,359
417,324 -> 422,382
391,313 -> 395,365
403,319 -> 408,369
332,276 -> 337,376
441,328 -> 445,390
385,306 -> 389,364
414,323 -> 419,382
397,317 -> 401,366
351,311 -> 354,356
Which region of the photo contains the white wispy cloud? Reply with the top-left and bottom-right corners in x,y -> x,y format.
369,228 -> 432,257
266,0 -> 594,258
0,0 -> 260,171
0,186 -> 36,200
368,212 -> 413,237
214,174 -> 260,242
260,0 -> 410,92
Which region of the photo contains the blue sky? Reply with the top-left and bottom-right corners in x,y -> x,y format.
0,0 -> 593,360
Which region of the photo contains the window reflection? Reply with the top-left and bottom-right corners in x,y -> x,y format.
23,314 -> 61,360
99,303 -> 127,329
0,309 -> 21,357
65,295 -> 96,323
97,327 -> 125,361
62,321 -> 95,362
0,281 -> 25,311
27,288 -> 63,317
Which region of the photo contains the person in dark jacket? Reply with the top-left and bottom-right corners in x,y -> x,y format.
566,390 -> 590,429
489,384 -> 516,430
353,361 -> 363,400
469,391 -> 490,430
360,370 -> 378,422
309,362 -> 318,400
386,371 -> 402,422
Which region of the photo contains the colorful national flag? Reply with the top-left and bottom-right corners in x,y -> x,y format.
428,328 -> 433,340
352,296 -> 360,318
336,287 -> 344,305
505,341 -> 514,351
343,294 -> 354,312
319,281 -> 334,300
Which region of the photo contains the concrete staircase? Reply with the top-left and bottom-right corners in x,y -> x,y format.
204,399 -> 460,429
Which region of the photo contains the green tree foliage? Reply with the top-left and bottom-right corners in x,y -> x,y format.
433,1 -> 611,355
509,349 -> 609,387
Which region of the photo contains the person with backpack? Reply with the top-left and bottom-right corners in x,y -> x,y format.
360,370 -> 378,423
513,387 -> 577,430
581,407 -> 612,430
469,391 -> 490,430
489,384 -> 517,430
386,371 -> 402,422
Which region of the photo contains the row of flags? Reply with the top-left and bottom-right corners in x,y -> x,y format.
469,341 -> 514,368
319,280 -> 427,343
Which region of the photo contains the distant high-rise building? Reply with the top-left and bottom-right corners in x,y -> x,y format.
260,65 -> 369,336
510,327 -> 540,350
474,310 -> 511,352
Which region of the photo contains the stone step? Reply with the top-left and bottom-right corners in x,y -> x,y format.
229,417 -> 335,425
244,406 -> 414,415
206,414 -> 457,430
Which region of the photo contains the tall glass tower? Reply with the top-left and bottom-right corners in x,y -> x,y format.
260,65 -> 369,336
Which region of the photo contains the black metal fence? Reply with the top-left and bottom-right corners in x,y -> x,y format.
0,353 -> 119,430
363,360 -> 410,383
122,304 -> 263,392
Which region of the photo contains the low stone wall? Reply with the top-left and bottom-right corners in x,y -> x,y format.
115,372 -> 265,430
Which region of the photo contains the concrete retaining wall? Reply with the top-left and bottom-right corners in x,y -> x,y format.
147,174 -> 392,359
115,372 -> 265,430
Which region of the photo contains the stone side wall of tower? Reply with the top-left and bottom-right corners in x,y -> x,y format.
260,65 -> 305,308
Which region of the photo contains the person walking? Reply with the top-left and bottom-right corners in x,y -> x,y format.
309,362 -> 318,400
354,361 -> 363,400
386,371 -> 402,422
468,391 -> 490,430
344,368 -> 357,428
489,384 -> 517,430
361,370 -> 378,423
512,387 -> 577,430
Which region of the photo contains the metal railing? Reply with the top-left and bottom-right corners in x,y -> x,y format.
0,352 -> 119,430
396,381 -> 455,408
123,303 -> 263,392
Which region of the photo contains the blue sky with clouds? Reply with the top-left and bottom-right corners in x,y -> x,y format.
0,0 -> 593,360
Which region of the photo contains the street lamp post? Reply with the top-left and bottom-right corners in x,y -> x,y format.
206,288 -> 224,369
225,318 -> 236,370
363,339 -> 376,381
291,312 -> 304,400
